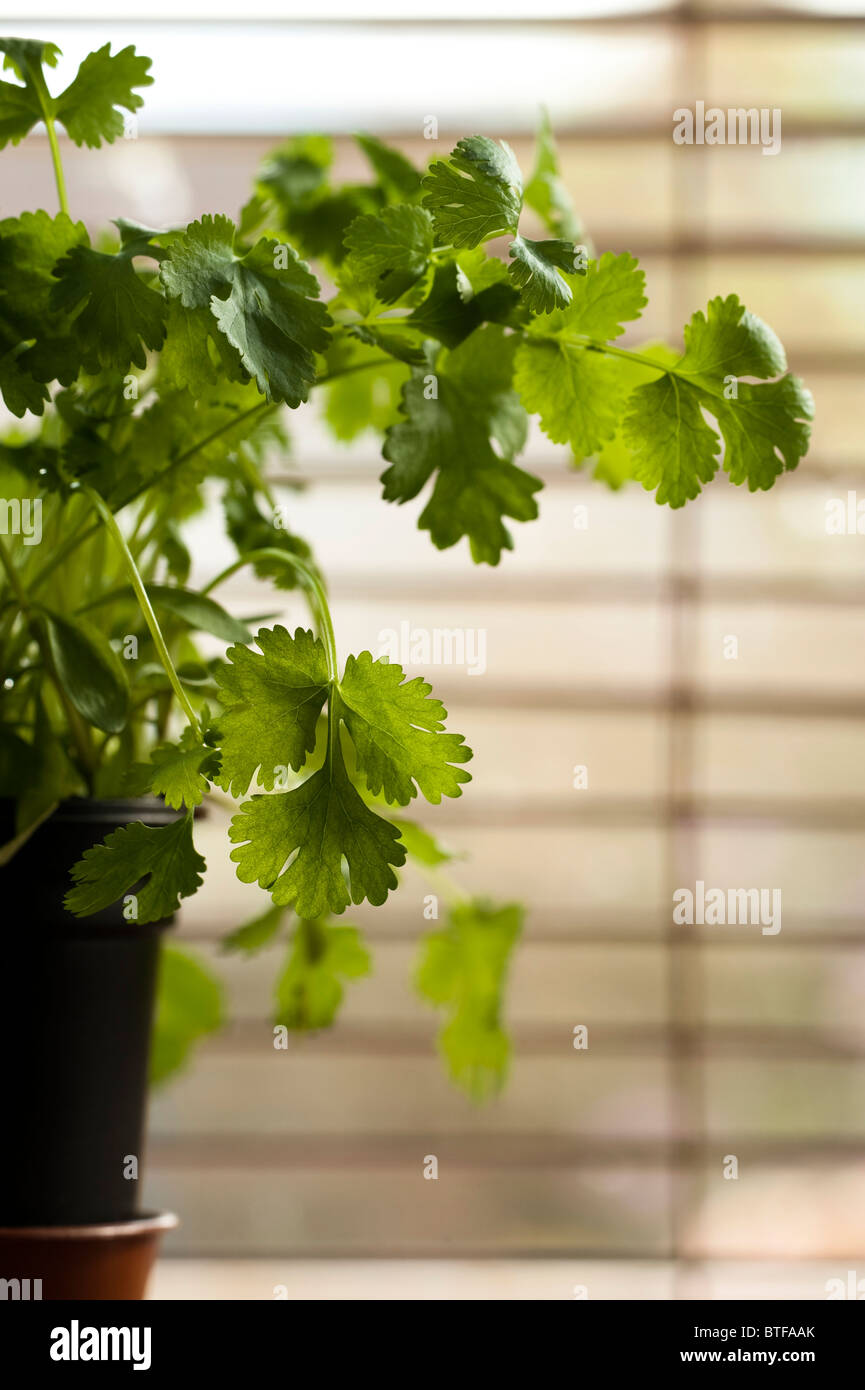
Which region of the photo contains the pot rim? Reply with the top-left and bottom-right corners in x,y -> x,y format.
19,796 -> 180,825
0,1211 -> 179,1240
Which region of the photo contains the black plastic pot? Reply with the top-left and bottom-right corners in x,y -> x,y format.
0,798 -> 176,1227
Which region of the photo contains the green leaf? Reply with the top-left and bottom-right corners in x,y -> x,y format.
229,740 -> 406,919
130,382 -> 281,502
54,43 -> 152,148
50,241 -> 166,372
257,135 -> 333,208
322,337 -> 409,441
421,137 -> 581,315
160,215 -> 332,406
355,133 -> 423,200
282,186 -> 383,267
126,725 -> 218,810
0,40 -> 151,150
0,79 -> 39,148
0,437 -> 58,486
623,374 -> 721,507
216,620 -> 471,915
523,108 -> 584,243
515,340 -> 626,458
675,291 -> 787,388
536,250 -> 647,341
343,204 -> 434,302
422,136 -> 523,248
406,258 -> 523,350
381,325 -> 539,564
223,485 -> 314,591
222,902 -> 287,955
150,944 -> 224,1085
715,375 -> 814,491
0,726 -> 32,796
591,342 -> 681,488
43,610 -> 129,734
65,814 -> 206,923
0,38 -> 61,80
162,521 -> 192,585
0,38 -> 60,148
392,818 -> 455,867
16,697 -> 84,830
212,627 -> 471,912
0,211 -> 89,389
0,347 -> 49,417
91,724 -> 136,799
454,246 -> 512,300
275,919 -> 370,1030
160,299 -> 247,395
346,322 -> 426,367
416,899 -> 523,1101
215,626 -> 329,796
514,253 -> 648,456
507,234 -> 578,314
148,584 -> 254,646
113,216 -> 177,251
626,295 -> 814,505
339,651 -> 471,805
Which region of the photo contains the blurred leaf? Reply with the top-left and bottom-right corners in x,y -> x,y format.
223,484 -> 313,592
16,697 -> 84,830
150,943 -> 224,1085
355,133 -> 423,200
222,902 -> 287,956
257,135 -> 333,207
393,817 -> 455,867
275,919 -> 370,1030
323,338 -> 408,442
415,898 -> 523,1100
0,726 -> 31,796
523,107 -> 585,244
161,521 -> 192,586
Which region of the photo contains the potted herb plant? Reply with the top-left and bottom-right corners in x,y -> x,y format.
0,36 -> 812,1298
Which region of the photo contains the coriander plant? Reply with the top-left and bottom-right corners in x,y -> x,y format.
0,39 -> 813,1095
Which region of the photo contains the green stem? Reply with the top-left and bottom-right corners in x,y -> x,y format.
81,487 -> 201,738
0,799 -> 59,867
203,545 -> 341,777
556,335 -> 680,379
0,534 -> 38,619
315,355 -> 399,385
133,511 -> 166,562
173,401 -> 276,472
202,548 -> 338,682
44,117 -> 69,216
28,404 -> 279,594
28,507 -> 97,595
27,354 -> 396,596
127,503 -> 153,548
299,916 -> 327,963
32,69 -> 69,215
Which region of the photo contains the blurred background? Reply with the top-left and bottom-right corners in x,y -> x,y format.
3,0 -> 865,1299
